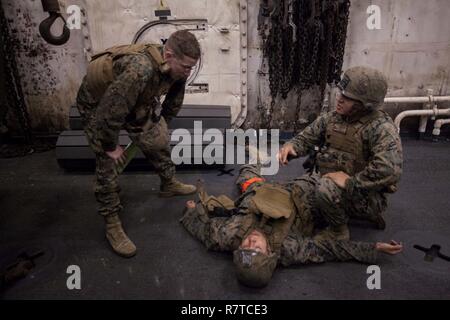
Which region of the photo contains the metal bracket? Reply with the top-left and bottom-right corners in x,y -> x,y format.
217,168 -> 235,177
234,0 -> 249,128
414,244 -> 450,262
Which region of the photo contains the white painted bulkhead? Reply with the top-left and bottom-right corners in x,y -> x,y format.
2,0 -> 449,132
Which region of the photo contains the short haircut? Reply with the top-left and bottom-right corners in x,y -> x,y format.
166,30 -> 201,60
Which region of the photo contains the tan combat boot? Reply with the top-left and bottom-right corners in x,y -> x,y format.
105,214 -> 137,258
314,224 -> 350,241
159,178 -> 197,197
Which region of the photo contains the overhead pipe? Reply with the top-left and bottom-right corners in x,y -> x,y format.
385,89 -> 450,135
419,89 -> 433,138
384,96 -> 450,103
394,108 -> 450,133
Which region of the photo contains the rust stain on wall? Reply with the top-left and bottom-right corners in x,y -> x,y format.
7,4 -> 60,97
3,1 -> 84,133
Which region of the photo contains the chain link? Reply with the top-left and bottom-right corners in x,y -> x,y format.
267,0 -> 284,99
330,0 -> 351,84
318,1 -> 337,104
261,0 -> 351,128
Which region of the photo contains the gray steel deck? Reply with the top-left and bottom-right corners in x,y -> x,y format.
1,139 -> 449,299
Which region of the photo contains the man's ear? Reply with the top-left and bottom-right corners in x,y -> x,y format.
164,48 -> 175,60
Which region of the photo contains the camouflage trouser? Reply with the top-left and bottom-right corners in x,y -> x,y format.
236,165 -> 386,227
77,101 -> 175,217
236,165 -> 317,236
235,164 -> 265,189
313,174 -> 387,227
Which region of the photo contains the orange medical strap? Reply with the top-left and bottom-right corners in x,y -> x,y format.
241,177 -> 265,193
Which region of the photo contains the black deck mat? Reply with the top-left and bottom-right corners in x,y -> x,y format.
0,139 -> 449,299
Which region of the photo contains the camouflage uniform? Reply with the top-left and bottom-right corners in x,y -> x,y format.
180,165 -> 378,267
287,109 -> 403,227
286,67 -> 403,228
76,47 -> 186,217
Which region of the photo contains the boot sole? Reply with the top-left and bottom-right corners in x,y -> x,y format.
106,235 -> 137,258
115,250 -> 137,258
108,246 -> 137,258
106,243 -> 137,258
158,189 -> 197,198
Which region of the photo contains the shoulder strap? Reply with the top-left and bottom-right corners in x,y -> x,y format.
85,44 -> 164,98
267,211 -> 296,254
145,45 -> 165,65
234,214 -> 258,248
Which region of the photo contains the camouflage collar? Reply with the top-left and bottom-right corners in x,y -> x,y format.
159,62 -> 171,75
158,46 -> 172,75
341,107 -> 374,123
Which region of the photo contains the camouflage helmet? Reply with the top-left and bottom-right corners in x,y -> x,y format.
233,249 -> 278,288
337,66 -> 388,109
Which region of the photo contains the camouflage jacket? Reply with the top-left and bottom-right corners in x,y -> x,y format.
78,49 -> 186,151
180,187 -> 378,267
287,110 -> 403,195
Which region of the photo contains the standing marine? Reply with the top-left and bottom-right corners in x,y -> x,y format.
76,30 -> 201,257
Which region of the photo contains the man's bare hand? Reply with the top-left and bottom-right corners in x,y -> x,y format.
277,143 -> 298,166
106,145 -> 126,166
186,200 -> 196,209
376,240 -> 403,255
323,171 -> 350,188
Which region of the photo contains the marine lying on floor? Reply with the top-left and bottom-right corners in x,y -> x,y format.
180,164 -> 403,288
